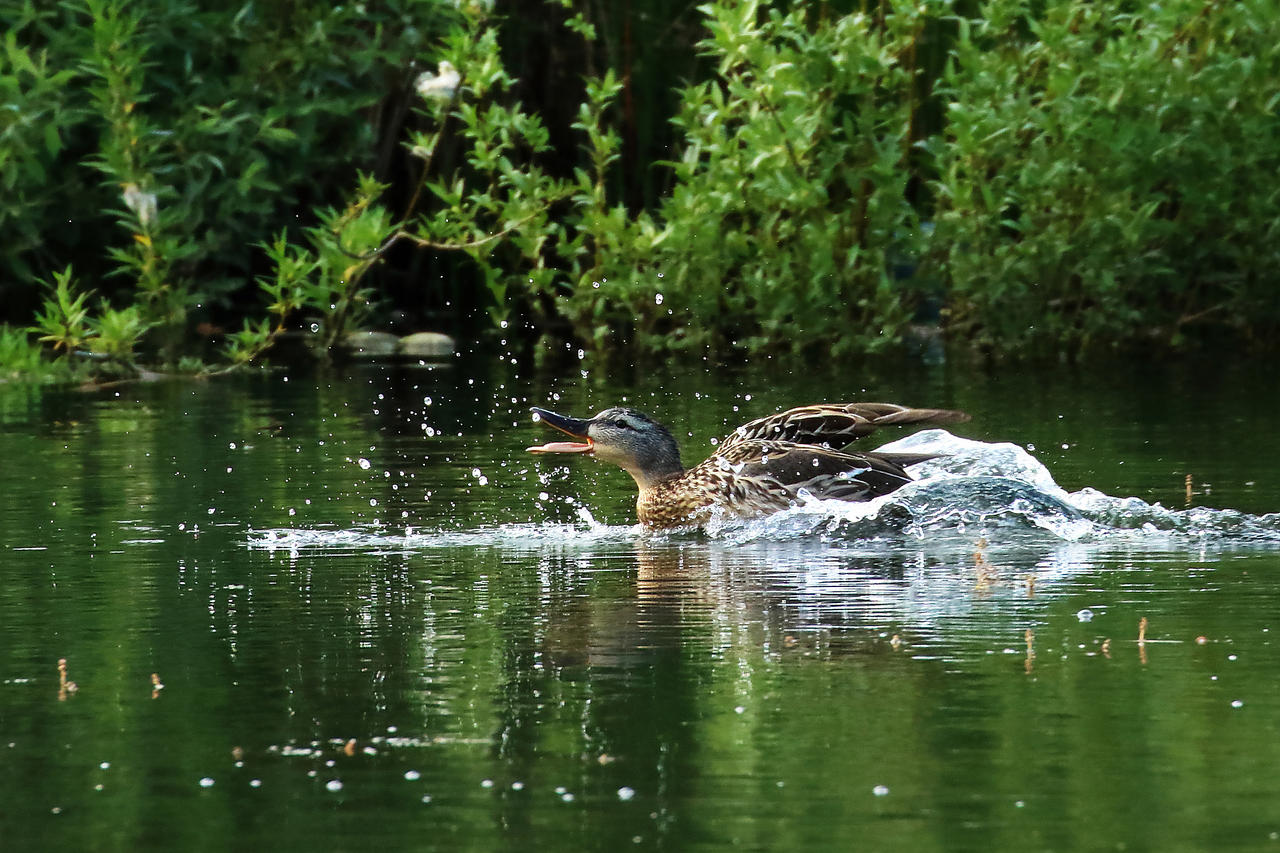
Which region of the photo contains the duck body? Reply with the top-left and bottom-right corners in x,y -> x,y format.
528,403 -> 969,530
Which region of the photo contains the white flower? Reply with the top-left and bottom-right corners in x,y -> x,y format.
415,61 -> 460,102
121,183 -> 157,227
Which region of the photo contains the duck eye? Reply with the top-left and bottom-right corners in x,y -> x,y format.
612,419 -> 630,430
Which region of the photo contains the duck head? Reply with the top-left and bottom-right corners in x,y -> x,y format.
527,406 -> 684,489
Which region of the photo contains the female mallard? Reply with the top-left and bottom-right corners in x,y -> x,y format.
527,402 -> 970,529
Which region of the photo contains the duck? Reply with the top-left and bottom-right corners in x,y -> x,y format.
526,402 -> 970,529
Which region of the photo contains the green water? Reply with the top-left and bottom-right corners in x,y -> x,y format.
2,357 -> 1279,852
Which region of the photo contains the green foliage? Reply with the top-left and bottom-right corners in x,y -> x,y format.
6,0 -> 1280,373
81,0 -> 195,362
26,265 -> 152,377
405,11 -> 574,326
257,232 -> 316,325
0,325 -> 60,382
628,0 -> 936,355
228,230 -> 319,366
30,266 -> 93,355
933,0 -> 1280,355
555,69 -> 665,350
87,302 -> 151,363
305,175 -> 399,350
239,174 -> 397,363
224,317 -> 275,368
1,0 -> 458,365
549,0 -> 597,40
394,0 -> 938,357
524,0 -> 944,357
0,13 -> 80,285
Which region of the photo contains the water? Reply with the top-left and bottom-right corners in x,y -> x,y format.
2,357 -> 1279,851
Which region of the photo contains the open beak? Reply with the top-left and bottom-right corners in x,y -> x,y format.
526,407 -> 595,454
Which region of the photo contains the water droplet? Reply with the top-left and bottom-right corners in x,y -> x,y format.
1231,699 -> 1244,708
1076,609 -> 1094,622
654,293 -> 664,305
325,779 -> 344,792
199,777 -> 215,788
617,786 -> 636,801
872,785 -> 890,796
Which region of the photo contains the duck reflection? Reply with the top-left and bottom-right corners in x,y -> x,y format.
536,540 -> 1012,675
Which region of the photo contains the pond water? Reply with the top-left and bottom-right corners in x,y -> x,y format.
2,354 -> 1279,852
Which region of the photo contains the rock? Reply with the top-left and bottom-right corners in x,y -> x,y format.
342,331 -> 400,358
399,332 -> 455,359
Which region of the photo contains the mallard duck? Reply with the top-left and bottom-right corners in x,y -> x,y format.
527,402 -> 970,529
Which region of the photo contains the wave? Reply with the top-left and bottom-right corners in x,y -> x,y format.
705,430 -> 1280,548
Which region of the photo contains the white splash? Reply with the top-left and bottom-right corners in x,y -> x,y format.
247,431 -> 1280,553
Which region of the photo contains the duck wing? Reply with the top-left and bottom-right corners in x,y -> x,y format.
697,439 -> 926,505
718,403 -> 969,452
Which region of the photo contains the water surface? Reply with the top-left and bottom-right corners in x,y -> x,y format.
2,357 -> 1278,852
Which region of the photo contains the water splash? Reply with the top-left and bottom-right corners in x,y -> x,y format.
247,430 -> 1280,553
707,430 -> 1280,549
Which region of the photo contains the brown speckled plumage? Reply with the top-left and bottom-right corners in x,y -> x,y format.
527,403 -> 970,530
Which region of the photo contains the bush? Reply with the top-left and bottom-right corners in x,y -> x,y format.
2,0 -> 458,363
6,0 -> 1280,375
581,0 -> 943,357
932,0 -> 1280,354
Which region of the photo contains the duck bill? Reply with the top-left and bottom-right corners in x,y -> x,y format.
526,407 -> 594,454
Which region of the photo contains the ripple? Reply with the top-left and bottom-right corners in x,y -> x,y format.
248,520 -> 641,554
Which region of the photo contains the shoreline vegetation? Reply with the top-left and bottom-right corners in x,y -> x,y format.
2,0 -> 1278,383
